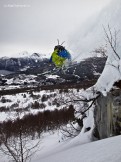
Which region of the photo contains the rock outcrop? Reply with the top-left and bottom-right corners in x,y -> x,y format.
94,88 -> 121,139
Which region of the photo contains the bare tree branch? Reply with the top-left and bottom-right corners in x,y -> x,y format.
103,25 -> 120,60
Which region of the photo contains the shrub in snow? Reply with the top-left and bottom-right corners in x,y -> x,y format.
48,101 -> 52,106
1,97 -> 12,103
23,93 -> 26,98
0,122 -> 40,162
31,101 -> 40,109
10,102 -> 19,109
39,103 -> 46,109
60,121 -> 81,140
0,106 -> 9,112
52,98 -> 60,107
41,94 -> 49,102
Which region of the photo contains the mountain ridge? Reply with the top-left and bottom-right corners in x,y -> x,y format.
0,55 -> 107,86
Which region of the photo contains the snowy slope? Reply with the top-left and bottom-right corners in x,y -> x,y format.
34,135 -> 121,162
0,127 -> 121,162
69,0 -> 121,60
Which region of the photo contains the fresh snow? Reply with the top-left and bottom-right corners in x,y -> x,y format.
29,132 -> 121,162
33,132 -> 121,162
94,58 -> 121,96
46,75 -> 59,79
1,129 -> 121,162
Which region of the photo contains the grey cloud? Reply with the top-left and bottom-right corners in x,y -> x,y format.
0,0 -> 112,56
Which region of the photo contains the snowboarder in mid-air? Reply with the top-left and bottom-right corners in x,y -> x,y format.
39,40 -> 72,76
49,40 -> 71,68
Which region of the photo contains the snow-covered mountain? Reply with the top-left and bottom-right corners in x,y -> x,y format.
0,57 -> 106,86
0,52 -> 49,72
69,0 -> 121,60
14,51 -> 49,59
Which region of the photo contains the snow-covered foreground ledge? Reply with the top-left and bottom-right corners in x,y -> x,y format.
35,135 -> 121,162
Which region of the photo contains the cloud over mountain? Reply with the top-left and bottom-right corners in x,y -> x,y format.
69,0 -> 121,60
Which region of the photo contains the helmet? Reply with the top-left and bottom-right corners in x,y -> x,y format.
54,45 -> 65,52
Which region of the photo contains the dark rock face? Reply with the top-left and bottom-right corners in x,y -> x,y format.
94,89 -> 121,139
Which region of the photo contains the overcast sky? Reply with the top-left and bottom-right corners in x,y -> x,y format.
0,0 -> 112,57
